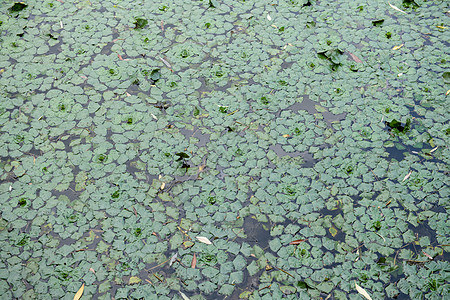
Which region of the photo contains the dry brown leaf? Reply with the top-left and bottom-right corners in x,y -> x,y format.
355,282 -> 373,300
348,52 -> 363,63
282,134 -> 290,138
73,283 -> 85,300
388,2 -> 407,14
191,253 -> 197,269
196,236 -> 212,245
392,44 -> 404,50
289,239 -> 307,245
89,268 -> 95,274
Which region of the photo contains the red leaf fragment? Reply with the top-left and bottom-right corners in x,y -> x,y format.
348,52 -> 363,63
191,253 -> 197,269
422,250 -> 433,260
289,239 -> 307,245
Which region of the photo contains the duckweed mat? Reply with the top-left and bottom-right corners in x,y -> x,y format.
0,0 -> 449,299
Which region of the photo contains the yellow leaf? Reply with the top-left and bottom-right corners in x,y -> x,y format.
129,276 -> 141,285
282,134 -> 290,138
392,44 -> 404,50
436,26 -> 447,29
73,283 -> 84,300
446,89 -> 450,96
355,282 -> 373,300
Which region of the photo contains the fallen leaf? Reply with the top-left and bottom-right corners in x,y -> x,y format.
388,2 -> 407,14
117,53 -> 123,60
158,55 -> 172,69
191,253 -> 197,269
422,250 -> 433,260
73,283 -> 84,300
169,253 -> 178,266
180,291 -> 190,300
289,239 -> 307,245
436,26 -> 447,29
89,268 -> 95,274
160,182 -> 165,190
282,134 -> 290,138
392,44 -> 404,50
355,282 -> 373,300
267,13 -> 271,21
430,146 -> 438,153
446,89 -> 450,96
402,170 -> 412,182
348,52 -> 363,63
196,236 -> 212,245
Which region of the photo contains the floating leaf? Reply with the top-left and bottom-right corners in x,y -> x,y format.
402,170 -> 412,182
289,239 -> 307,245
392,44 -> 404,50
388,2 -> 407,14
191,253 -> 197,268
443,72 -> 450,83
169,253 -> 178,266
180,291 -> 190,300
9,2 -> 27,12
196,236 -> 213,245
134,18 -> 148,29
73,283 -> 84,300
355,282 -> 373,300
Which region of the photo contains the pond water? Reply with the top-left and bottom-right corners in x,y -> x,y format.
0,0 -> 449,299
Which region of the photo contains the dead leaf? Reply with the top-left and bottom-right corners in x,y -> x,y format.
191,253 -> 197,269
266,13 -> 271,21
402,170 -> 412,182
179,291 -> 190,300
348,52 -> 363,63
289,239 -> 307,245
446,89 -> 450,96
388,2 -> 407,14
422,250 -> 433,260
436,26 -> 447,29
117,54 -> 123,60
355,282 -> 373,300
196,236 -> 212,245
158,55 -> 172,69
89,268 -> 95,274
160,182 -> 165,190
430,146 -> 438,153
169,253 -> 178,266
282,134 -> 290,138
73,283 -> 84,300
392,44 -> 404,50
